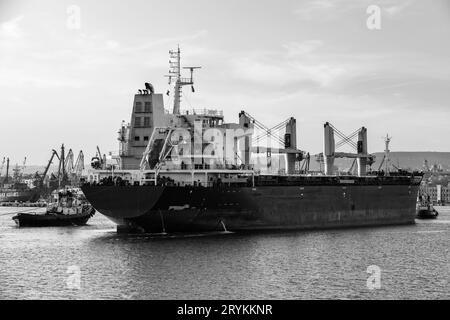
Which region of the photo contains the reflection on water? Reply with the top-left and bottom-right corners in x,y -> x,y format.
0,206 -> 449,300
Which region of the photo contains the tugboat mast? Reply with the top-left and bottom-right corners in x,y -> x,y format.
165,46 -> 201,114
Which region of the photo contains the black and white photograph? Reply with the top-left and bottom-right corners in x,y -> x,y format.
0,0 -> 449,307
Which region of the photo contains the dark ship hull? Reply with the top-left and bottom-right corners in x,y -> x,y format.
12,207 -> 95,227
0,190 -> 38,203
416,208 -> 438,219
81,175 -> 422,233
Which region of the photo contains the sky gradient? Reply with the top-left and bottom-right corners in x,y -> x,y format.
0,0 -> 449,165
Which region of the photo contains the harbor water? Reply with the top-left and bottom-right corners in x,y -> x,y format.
0,207 -> 449,300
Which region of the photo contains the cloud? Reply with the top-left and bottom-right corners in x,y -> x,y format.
294,0 -> 415,20
0,14 -> 24,38
230,41 -> 346,88
0,13 -> 208,90
384,0 -> 413,16
283,40 -> 323,56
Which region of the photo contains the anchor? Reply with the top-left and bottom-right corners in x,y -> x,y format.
219,219 -> 231,234
159,210 -> 168,236
220,220 -> 227,232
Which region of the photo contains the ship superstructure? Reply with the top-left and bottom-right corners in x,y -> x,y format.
82,48 -> 423,233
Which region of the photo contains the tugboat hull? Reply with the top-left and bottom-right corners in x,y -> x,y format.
12,207 -> 96,227
416,208 -> 438,219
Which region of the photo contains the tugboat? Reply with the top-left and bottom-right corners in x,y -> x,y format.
416,193 -> 438,219
12,187 -> 95,227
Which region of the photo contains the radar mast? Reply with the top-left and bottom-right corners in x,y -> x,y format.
384,134 -> 392,176
165,46 -> 201,114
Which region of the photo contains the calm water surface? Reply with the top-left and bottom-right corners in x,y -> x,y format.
0,206 -> 449,300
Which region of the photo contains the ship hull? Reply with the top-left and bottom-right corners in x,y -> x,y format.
81,182 -> 420,233
12,207 -> 96,228
0,190 -> 38,203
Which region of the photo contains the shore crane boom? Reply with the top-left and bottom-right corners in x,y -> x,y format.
41,150 -> 60,186
0,157 -> 5,177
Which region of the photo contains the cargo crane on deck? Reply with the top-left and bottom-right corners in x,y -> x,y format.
315,122 -> 375,176
239,111 -> 309,174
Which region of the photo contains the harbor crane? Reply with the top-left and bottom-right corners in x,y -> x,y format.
91,146 -> 106,170
0,157 -> 5,177
69,151 -> 85,184
18,157 -> 27,180
39,146 -> 85,189
64,148 -> 85,184
22,157 -> 27,173
39,149 -> 60,187
73,151 -> 84,177
65,149 -> 74,174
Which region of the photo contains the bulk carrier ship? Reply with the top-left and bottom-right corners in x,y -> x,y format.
81,47 -> 423,233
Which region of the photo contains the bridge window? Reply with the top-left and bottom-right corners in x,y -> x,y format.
144,117 -> 151,127
144,101 -> 152,112
134,136 -> 140,141
144,136 -> 149,141
135,117 -> 142,127
135,102 -> 142,113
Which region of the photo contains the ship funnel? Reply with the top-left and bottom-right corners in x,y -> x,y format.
145,83 -> 155,94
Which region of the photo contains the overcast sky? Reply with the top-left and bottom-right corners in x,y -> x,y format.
0,0 -> 449,165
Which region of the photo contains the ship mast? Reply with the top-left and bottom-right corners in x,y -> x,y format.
165,46 -> 201,114
384,134 -> 392,176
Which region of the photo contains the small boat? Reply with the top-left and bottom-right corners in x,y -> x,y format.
12,187 -> 95,227
416,194 -> 438,219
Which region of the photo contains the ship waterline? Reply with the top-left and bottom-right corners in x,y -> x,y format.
81,175 -> 421,233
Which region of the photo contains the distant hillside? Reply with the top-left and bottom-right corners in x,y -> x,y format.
307,152 -> 450,172
372,152 -> 450,171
